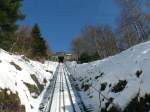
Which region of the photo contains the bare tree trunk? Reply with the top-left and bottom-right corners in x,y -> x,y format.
94,36 -> 101,58
138,22 -> 147,40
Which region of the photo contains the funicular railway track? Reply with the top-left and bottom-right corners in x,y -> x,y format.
40,63 -> 81,112
49,64 -> 80,112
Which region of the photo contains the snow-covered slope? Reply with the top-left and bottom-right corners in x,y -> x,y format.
0,49 -> 58,112
66,41 -> 150,111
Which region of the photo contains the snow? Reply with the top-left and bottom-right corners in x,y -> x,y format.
0,49 -> 58,112
1,40 -> 150,112
66,41 -> 150,111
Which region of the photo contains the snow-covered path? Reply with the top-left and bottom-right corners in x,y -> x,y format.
40,64 -> 81,112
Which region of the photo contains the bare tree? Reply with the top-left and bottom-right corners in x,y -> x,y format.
71,25 -> 119,62
72,36 -> 83,61
14,25 -> 33,54
81,26 -> 101,57
115,0 -> 149,48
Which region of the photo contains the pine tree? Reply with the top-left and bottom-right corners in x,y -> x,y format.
31,24 -> 47,59
0,0 -> 24,51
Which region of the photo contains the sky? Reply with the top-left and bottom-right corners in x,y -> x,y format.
19,0 -> 120,52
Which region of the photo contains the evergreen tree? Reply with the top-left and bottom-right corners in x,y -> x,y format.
0,0 -> 24,50
31,24 -> 47,59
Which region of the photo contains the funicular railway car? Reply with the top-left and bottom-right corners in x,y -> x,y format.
58,56 -> 64,63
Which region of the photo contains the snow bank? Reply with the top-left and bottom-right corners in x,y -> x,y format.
66,41 -> 150,111
0,49 -> 58,112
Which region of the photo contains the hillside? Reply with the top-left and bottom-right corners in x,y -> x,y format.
66,41 -> 150,112
0,49 -> 58,112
